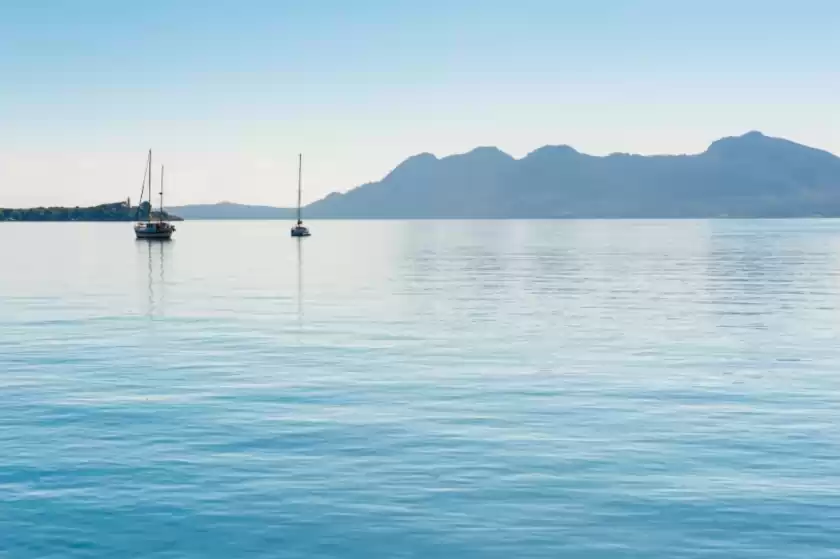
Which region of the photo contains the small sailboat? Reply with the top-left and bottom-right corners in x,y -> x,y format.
291,154 -> 311,237
135,149 -> 176,240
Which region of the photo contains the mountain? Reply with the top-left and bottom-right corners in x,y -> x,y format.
0,202 -> 181,222
169,202 -> 295,220
166,133 -> 840,220
306,132 -> 840,218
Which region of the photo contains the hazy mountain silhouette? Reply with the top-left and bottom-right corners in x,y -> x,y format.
305,132 -> 840,218
170,202 -> 295,220
170,132 -> 840,219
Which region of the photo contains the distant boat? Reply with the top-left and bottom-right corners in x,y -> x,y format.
135,150 -> 176,240
291,154 -> 311,237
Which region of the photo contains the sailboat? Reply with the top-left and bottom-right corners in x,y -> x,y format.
291,154 -> 311,237
135,150 -> 176,240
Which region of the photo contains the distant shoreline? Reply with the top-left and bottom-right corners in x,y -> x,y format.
3,215 -> 835,222
6,132 -> 840,221
0,202 -> 182,222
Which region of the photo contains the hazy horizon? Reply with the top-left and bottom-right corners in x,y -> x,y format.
7,130 -> 838,211
2,0 -> 838,208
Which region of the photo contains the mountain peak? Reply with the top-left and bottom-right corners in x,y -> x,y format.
525,145 -> 580,159
468,146 -> 508,155
705,130 -> 774,154
703,131 -> 839,162
406,152 -> 438,162
384,152 -> 438,180
451,146 -> 514,161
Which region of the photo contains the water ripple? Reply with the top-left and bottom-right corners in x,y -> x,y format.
1,220 -> 839,557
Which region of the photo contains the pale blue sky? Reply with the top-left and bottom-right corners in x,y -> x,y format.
1,0 -> 838,207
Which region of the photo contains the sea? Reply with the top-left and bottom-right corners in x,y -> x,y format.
1,219 -> 838,558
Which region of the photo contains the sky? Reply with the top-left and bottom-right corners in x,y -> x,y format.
1,0 -> 838,208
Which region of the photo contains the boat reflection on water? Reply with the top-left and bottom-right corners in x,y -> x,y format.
296,236 -> 304,328
143,238 -> 168,319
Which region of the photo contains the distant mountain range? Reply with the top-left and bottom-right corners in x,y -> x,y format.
174,132 -> 840,219
169,202 -> 295,220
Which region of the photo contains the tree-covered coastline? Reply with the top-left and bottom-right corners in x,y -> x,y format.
0,202 -> 182,222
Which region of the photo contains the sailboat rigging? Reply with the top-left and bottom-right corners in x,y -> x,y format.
135,149 -> 176,240
291,154 -> 311,237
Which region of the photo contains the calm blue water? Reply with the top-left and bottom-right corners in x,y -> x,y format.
1,219 -> 839,558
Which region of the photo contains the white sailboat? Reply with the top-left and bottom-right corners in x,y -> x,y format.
291,154 -> 311,237
135,149 -> 176,240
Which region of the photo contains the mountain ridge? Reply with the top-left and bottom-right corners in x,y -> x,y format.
306,131 -> 840,219
174,132 -> 840,219
169,202 -> 295,220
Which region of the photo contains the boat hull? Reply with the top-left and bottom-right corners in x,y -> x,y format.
135,222 -> 175,240
135,230 -> 174,240
291,226 -> 311,237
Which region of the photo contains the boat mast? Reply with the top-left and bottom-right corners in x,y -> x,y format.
160,165 -> 164,222
297,153 -> 302,225
148,149 -> 153,222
